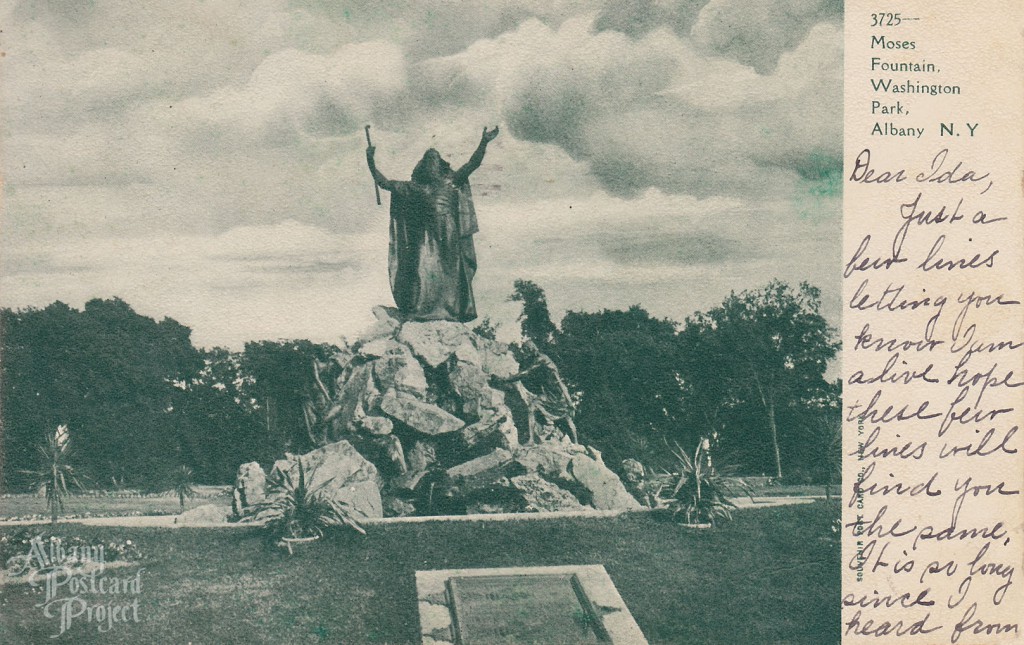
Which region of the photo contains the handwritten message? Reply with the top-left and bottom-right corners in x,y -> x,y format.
843,2 -> 1023,642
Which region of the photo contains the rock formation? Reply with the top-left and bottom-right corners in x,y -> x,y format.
232,461 -> 266,517
233,306 -> 639,519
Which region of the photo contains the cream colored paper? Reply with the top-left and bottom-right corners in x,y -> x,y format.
0,0 -> 1021,642
843,1 -> 1023,642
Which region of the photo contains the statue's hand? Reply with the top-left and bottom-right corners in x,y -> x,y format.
482,126 -> 499,143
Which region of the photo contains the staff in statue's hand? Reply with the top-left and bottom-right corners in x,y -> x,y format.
364,125 -> 381,206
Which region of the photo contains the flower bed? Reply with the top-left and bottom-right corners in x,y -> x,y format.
2,529 -> 143,583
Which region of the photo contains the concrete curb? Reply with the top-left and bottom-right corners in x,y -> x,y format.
0,496 -> 827,528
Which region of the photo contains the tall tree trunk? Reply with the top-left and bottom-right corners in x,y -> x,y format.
767,400 -> 783,479
265,396 -> 275,450
751,371 -> 783,480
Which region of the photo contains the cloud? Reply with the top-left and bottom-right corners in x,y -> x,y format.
417,17 -> 841,199
471,188 -> 839,333
169,41 -> 407,149
2,184 -> 838,348
1,1 -> 842,347
691,0 -> 841,73
595,0 -> 710,38
1,220 -> 390,347
4,7 -> 841,218
592,0 -> 840,75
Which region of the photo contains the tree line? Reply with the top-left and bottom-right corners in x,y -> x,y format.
0,298 -> 337,492
509,279 -> 841,482
0,280 -> 839,492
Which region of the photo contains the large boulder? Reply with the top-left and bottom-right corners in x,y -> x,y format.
460,409 -> 519,450
446,442 -> 641,512
509,474 -> 587,512
371,342 -> 429,396
359,415 -> 394,436
570,454 -> 643,511
407,441 -> 438,472
269,440 -> 383,520
621,458 -> 645,482
449,361 -> 507,419
397,321 -> 475,367
473,337 -> 520,379
232,461 -> 267,517
375,434 -> 408,473
358,337 -> 401,358
513,443 -> 575,480
352,306 -> 402,348
380,390 -> 465,435
332,362 -> 378,434
620,458 -> 654,507
392,469 -> 430,491
383,496 -> 417,517
446,448 -> 514,489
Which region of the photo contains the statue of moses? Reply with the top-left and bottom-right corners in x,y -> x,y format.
366,127 -> 499,322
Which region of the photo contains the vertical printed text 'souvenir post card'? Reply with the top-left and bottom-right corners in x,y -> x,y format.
0,1 -> 1018,644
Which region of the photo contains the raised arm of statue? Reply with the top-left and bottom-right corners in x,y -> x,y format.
366,145 -> 398,192
454,126 -> 498,184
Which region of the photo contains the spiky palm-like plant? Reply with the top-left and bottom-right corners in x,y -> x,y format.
172,465 -> 197,513
659,440 -> 747,527
28,425 -> 83,525
253,460 -> 366,540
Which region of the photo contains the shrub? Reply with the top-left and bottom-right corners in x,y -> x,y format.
22,426 -> 83,525
171,465 -> 197,512
657,441 -> 749,526
2,531 -> 142,578
252,460 -> 365,540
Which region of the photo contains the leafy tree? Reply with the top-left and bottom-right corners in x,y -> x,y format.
175,347 -> 263,482
509,279 -> 557,353
240,340 -> 341,459
782,379 -> 842,488
2,302 -> 80,490
471,316 -> 498,341
679,281 -> 838,479
556,305 -> 687,467
1,299 -> 202,489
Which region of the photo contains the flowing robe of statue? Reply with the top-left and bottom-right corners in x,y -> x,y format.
366,128 -> 497,323
386,174 -> 478,322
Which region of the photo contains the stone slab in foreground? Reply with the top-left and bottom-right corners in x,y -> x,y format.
415,564 -> 648,644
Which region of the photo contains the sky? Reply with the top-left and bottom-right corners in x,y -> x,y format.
0,0 -> 843,349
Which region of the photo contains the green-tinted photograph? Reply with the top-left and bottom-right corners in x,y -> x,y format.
1,1 -> 842,642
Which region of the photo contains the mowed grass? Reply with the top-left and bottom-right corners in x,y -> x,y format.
0,502 -> 839,645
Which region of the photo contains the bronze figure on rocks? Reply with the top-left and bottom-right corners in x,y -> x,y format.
366,127 -> 499,322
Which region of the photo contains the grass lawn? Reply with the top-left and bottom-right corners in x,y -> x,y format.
0,502 -> 839,644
